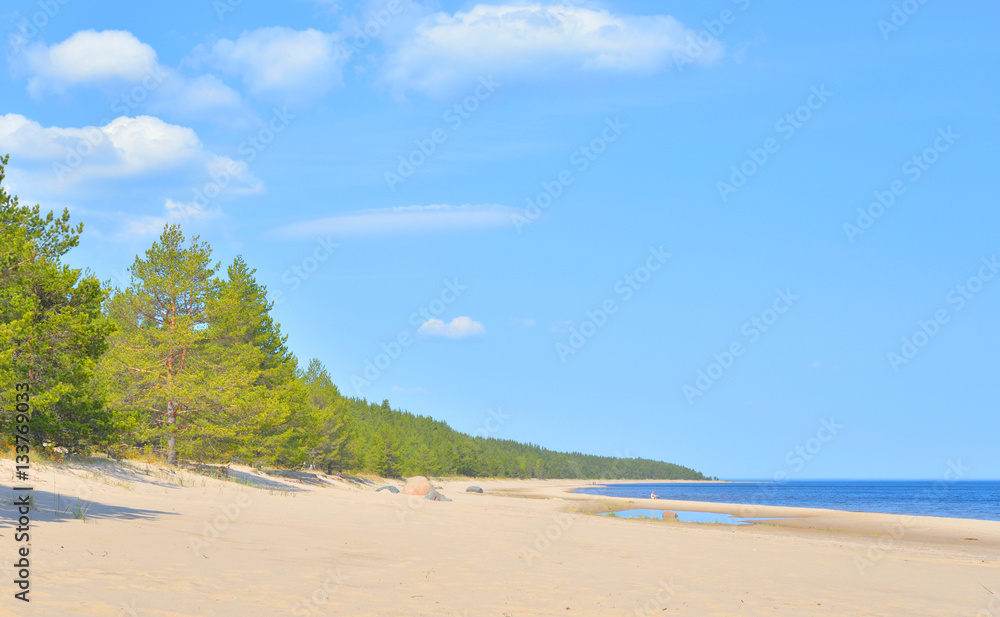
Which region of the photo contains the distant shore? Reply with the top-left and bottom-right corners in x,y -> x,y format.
4,457 -> 997,616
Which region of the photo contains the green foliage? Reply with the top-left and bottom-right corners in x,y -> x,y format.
196,255 -> 306,465
0,173 -> 707,479
0,155 -> 115,450
101,225 -> 221,464
274,358 -> 353,472
321,388 -> 707,480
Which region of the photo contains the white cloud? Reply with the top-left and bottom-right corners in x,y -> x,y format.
0,113 -> 260,183
0,113 -> 261,228
0,114 -> 259,184
276,204 -> 521,237
14,30 -> 253,123
417,316 -> 487,339
148,73 -> 255,126
0,114 -> 202,175
102,116 -> 202,173
118,197 -> 220,239
205,27 -> 349,105
21,30 -> 158,95
382,4 -> 725,96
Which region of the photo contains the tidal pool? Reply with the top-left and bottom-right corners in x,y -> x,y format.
601,509 -> 789,525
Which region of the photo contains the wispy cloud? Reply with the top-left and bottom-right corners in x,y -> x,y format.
417,316 -> 487,339
199,27 -> 349,106
276,204 -> 521,237
117,198 -> 222,240
381,4 -> 725,97
391,385 -> 428,394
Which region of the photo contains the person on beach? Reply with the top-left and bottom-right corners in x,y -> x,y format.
650,491 -> 659,499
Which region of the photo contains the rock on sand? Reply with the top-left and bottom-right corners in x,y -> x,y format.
403,476 -> 431,496
425,488 -> 452,502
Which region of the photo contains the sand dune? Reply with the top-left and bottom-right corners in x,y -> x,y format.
3,457 -> 998,616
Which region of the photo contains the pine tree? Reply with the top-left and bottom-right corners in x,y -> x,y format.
0,155 -> 114,449
198,256 -> 305,464
296,359 -> 353,472
101,225 -> 220,464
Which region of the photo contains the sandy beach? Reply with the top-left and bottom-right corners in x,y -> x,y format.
4,457 -> 998,617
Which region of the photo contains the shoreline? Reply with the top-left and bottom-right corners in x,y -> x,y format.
483,479 -> 1000,544
4,458 -> 999,615
568,478 -> 1000,525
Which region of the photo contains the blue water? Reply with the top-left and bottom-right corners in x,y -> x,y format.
576,480 -> 1000,522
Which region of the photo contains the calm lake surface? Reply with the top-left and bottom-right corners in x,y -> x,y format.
575,480 -> 1000,522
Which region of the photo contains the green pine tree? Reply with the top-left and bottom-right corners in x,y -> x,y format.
101,225 -> 221,465
0,155 -> 115,450
197,256 -> 305,465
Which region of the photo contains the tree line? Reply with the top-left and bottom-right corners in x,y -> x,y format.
0,156 -> 707,480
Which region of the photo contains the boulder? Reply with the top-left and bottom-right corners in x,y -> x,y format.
376,486 -> 400,493
465,486 -> 484,494
662,511 -> 678,521
425,488 -> 452,502
403,476 -> 431,496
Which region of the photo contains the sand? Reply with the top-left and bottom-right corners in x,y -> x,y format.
3,457 -> 998,616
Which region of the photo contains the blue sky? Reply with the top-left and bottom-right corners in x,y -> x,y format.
2,0 -> 997,479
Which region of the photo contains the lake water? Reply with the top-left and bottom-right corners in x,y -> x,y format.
576,480 -> 1000,522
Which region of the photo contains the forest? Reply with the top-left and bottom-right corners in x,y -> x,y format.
0,155 -> 707,480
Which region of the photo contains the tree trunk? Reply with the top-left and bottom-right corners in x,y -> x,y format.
166,399 -> 177,465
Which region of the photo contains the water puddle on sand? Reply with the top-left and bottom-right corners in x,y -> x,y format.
601,509 -> 790,525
